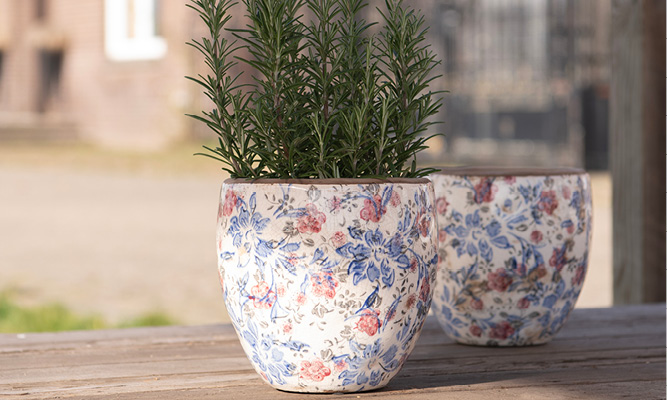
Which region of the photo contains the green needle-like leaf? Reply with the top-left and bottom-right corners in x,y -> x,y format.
186,0 -> 443,178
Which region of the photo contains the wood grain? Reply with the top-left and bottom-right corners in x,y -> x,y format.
0,304 -> 664,399
640,0 -> 666,303
610,0 -> 667,304
610,0 -> 645,305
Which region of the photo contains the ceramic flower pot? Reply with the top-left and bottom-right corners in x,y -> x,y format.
216,178 -> 438,392
430,167 -> 592,346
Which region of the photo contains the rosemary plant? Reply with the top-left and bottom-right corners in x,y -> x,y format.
187,0 -> 443,179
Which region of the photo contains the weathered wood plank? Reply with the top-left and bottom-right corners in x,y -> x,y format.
3,337 -> 661,385
610,0 -> 666,304
1,303 -> 660,351
0,305 -> 663,400
639,0 -> 666,303
0,323 -> 238,350
39,379 -> 665,400
3,360 -> 664,400
2,329 -> 660,374
1,305 -> 662,372
610,0 -> 644,305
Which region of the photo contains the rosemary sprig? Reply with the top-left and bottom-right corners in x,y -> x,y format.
187,0 -> 443,179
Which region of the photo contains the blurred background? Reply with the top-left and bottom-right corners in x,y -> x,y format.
0,0 -> 661,332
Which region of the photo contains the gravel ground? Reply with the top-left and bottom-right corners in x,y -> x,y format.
0,148 -> 612,326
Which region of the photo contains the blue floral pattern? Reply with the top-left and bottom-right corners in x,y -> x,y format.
216,179 -> 438,392
336,229 -> 408,286
431,172 -> 592,346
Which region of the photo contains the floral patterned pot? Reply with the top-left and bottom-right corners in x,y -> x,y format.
216,178 -> 438,392
430,167 -> 592,346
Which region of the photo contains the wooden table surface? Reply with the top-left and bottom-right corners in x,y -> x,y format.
1,304 -> 664,399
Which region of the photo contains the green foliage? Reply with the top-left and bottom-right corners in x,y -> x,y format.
116,312 -> 175,329
0,293 -> 176,333
0,294 -> 106,333
187,0 -> 443,178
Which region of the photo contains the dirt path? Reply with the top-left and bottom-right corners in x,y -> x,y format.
0,150 -> 612,326
0,165 -> 228,325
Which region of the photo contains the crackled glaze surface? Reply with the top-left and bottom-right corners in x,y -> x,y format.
216,180 -> 438,392
430,171 -> 592,346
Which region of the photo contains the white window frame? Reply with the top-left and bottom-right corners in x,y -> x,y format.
104,0 -> 167,62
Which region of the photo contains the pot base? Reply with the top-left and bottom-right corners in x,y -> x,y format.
272,382 -> 389,394
453,338 -> 551,347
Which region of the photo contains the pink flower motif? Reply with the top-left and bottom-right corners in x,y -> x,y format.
549,247 -> 567,272
516,263 -> 529,277
473,178 -> 498,204
406,294 -> 417,309
470,298 -> 484,310
327,196 -> 342,213
469,324 -> 483,337
295,292 -> 307,306
487,269 -> 513,292
300,359 -> 331,382
416,211 -> 431,237
334,359 -> 347,373
222,190 -> 238,216
355,309 -> 381,336
287,253 -> 300,266
331,231 -> 346,248
276,284 -> 286,297
435,196 -> 449,215
409,257 -> 418,272
504,176 -> 516,184
250,281 -> 276,309
566,224 -> 575,234
390,190 -> 401,207
251,281 -> 269,297
530,230 -> 543,244
283,322 -> 292,334
562,186 -> 571,200
489,321 -> 515,340
572,264 -> 586,286
517,297 -> 531,309
360,194 -> 386,222
438,229 -> 447,243
310,272 -> 338,299
297,203 -> 326,234
419,278 -> 431,303
537,190 -> 559,215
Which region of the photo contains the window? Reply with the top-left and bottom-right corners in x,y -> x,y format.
37,50 -> 63,113
104,0 -> 166,62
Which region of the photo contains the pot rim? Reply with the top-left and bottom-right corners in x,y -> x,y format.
223,177 -> 432,185
430,166 -> 586,177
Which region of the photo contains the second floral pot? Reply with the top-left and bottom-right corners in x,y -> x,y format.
430,167 -> 592,346
216,178 -> 438,392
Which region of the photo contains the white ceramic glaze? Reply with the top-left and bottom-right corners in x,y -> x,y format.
430,168 -> 592,346
216,179 -> 438,392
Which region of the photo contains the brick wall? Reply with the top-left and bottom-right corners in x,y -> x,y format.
0,0 -> 202,149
